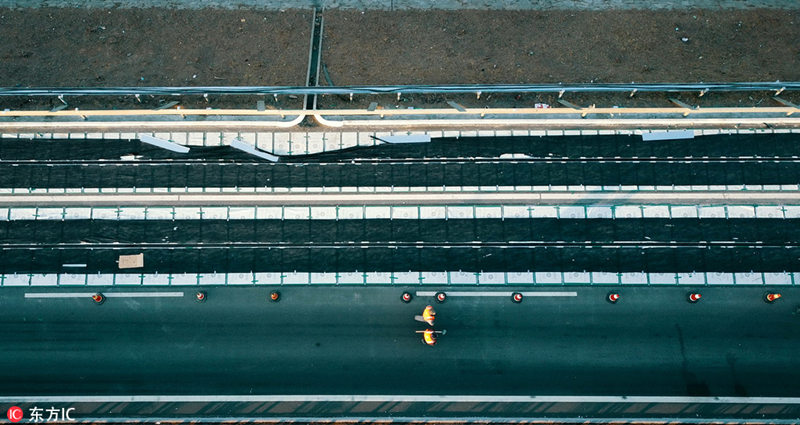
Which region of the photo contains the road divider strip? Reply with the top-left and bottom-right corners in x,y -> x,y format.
1,204 -> 798,221
1,129 -> 798,158
4,271 -> 792,287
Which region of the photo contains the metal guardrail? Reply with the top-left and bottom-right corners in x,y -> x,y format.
0,82 -> 798,97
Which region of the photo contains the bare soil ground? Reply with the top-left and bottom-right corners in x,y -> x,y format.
0,8 -> 311,86
322,9 -> 800,85
0,7 -> 798,112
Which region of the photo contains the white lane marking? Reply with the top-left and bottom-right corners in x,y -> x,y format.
62,264 -> 87,268
416,291 -> 577,297
2,395 -> 800,404
24,292 -> 184,299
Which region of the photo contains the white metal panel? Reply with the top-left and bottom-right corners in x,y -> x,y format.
310,206 -> 338,220
283,206 -> 310,220
87,273 -> 115,286
391,207 -> 418,219
506,272 -> 534,284
707,272 -> 734,285
699,206 -> 726,218
419,206 -> 446,219
649,273 -> 678,284
202,207 -> 228,220
620,272 -> 649,284
755,206 -> 784,218
677,272 -> 706,285
142,274 -> 169,285
256,207 -> 283,220
591,272 -> 620,284
535,272 -> 562,284
338,206 -> 364,220
559,206 -> 585,219
365,272 -> 392,284
170,273 -> 198,285
9,208 -> 37,220
450,271 -> 477,284
118,207 -> 146,220
254,273 -> 282,285
528,206 -> 557,218
420,272 -> 447,284
30,274 -> 58,286
337,272 -> 363,284
475,206 -> 502,219
735,272 -> 764,285
446,206 -> 473,219
392,272 -> 421,284
228,207 -> 256,220
671,206 -> 698,218
173,207 -> 201,220
228,272 -> 254,285
614,206 -> 642,218
586,206 -> 613,218
310,272 -> 337,284
563,272 -> 590,284
478,272 -> 505,285
764,272 -> 793,285
642,206 -> 670,218
115,274 -> 142,285
727,206 -> 756,218
365,206 -> 391,219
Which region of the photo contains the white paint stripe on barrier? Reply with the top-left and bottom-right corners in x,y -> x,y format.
24,292 -> 184,298
2,394 -> 800,404
416,291 -> 577,297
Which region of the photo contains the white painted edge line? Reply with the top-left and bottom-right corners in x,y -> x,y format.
24,292 -> 184,298
2,394 -> 800,405
416,291 -> 577,297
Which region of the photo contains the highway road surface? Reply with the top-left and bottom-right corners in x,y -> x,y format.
2,133 -> 800,188
1,286 -> 799,397
2,217 -> 800,274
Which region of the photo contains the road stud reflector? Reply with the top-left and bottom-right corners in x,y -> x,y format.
401,292 -> 412,303
765,293 -> 782,303
608,293 -> 620,303
688,293 -> 702,303
512,292 -> 523,303
269,291 -> 281,302
435,292 -> 447,303
91,293 -> 105,304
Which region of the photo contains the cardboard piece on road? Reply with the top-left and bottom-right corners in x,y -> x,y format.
118,253 -> 144,269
